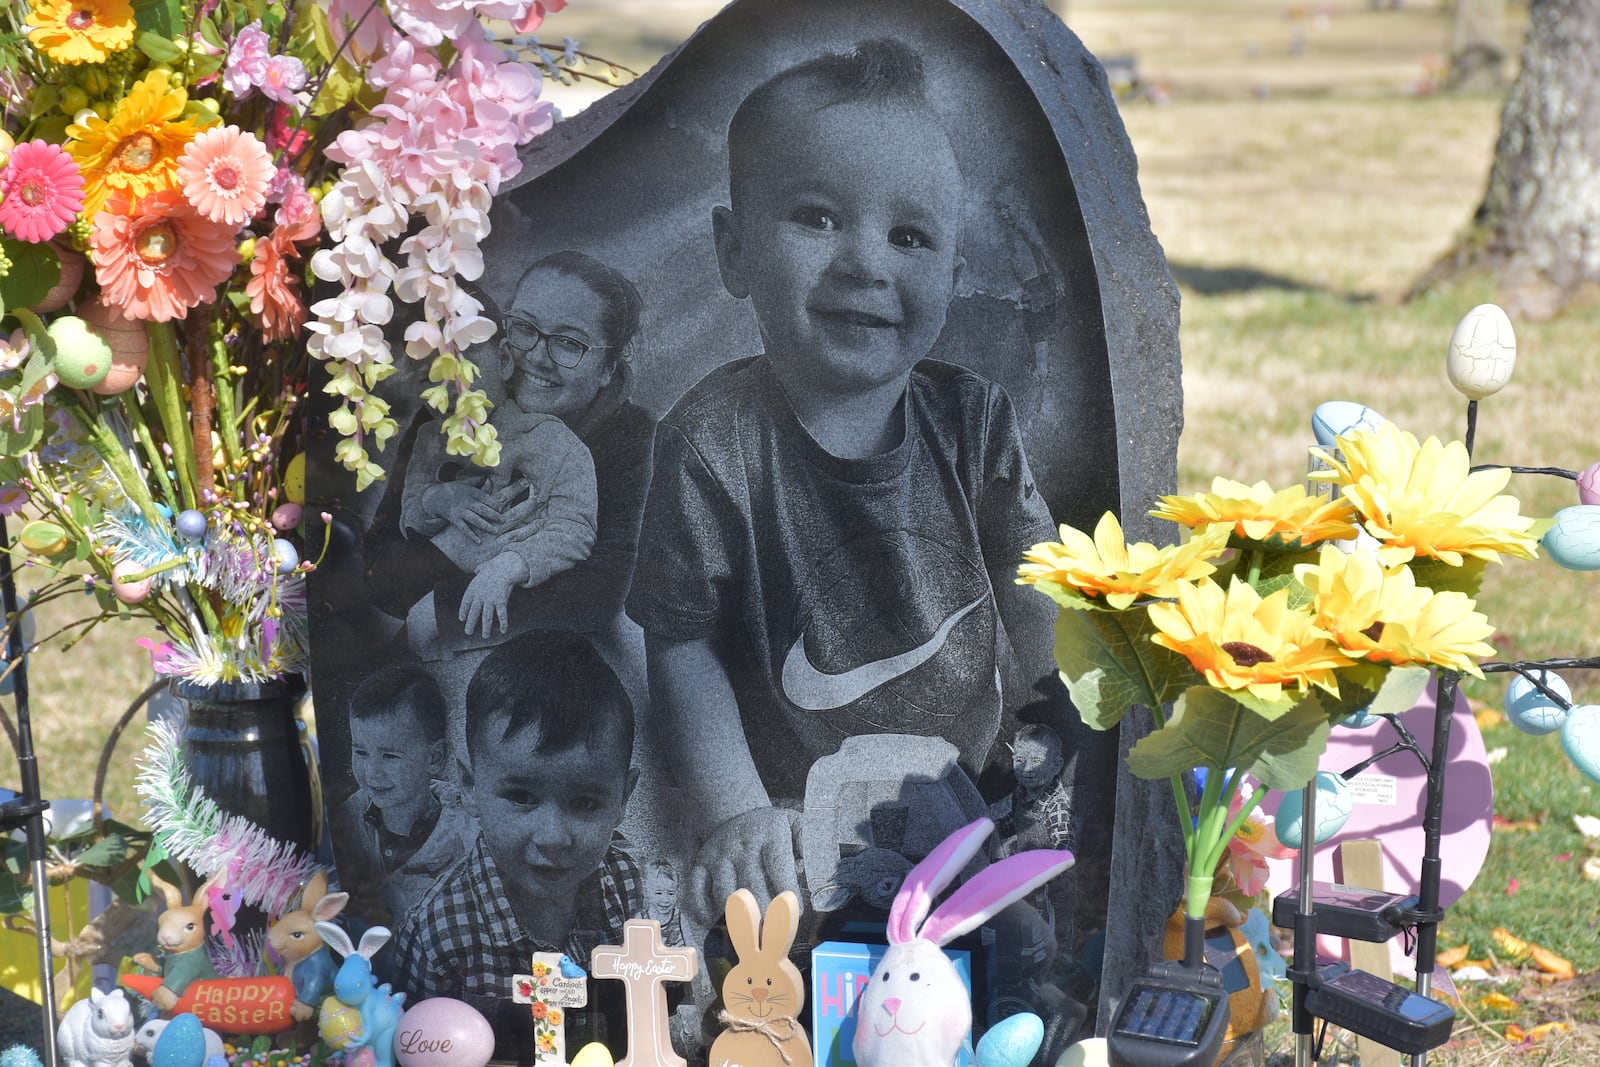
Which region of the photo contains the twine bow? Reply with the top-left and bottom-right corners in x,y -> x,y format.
717,1010 -> 799,1065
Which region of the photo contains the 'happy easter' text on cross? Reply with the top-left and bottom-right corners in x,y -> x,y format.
590,920 -> 698,1067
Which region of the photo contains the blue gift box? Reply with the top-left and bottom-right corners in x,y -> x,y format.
810,940 -> 973,1067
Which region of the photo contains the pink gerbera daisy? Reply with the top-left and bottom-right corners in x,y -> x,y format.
246,228 -> 307,342
176,125 -> 273,227
90,188 -> 238,321
0,140 -> 86,243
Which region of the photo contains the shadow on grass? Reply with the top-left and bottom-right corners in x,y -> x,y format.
1170,262 -> 1374,303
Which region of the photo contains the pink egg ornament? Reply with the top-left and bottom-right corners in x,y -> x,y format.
29,241 -> 86,314
1578,461 -> 1600,507
111,560 -> 153,604
271,503 -> 303,532
394,998 -> 494,1067
78,299 -> 151,395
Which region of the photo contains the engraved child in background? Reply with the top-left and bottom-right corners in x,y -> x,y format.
626,38 -> 1058,923
330,663 -> 476,925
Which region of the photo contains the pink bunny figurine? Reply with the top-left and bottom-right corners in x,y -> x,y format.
851,817 -> 1073,1067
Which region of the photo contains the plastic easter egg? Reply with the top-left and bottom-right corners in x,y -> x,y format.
1274,771 -> 1353,849
18,519 -> 68,556
1311,401 -> 1388,448
1504,671 -> 1571,735
44,315 -> 113,390
1446,303 -> 1516,400
1579,462 -> 1600,507
175,509 -> 208,540
571,1043 -> 616,1067
1339,709 -> 1383,729
30,242 -> 85,314
319,996 -> 363,1049
1560,705 -> 1600,783
151,1013 -> 207,1067
271,538 -> 299,573
1054,1037 -> 1111,1067
111,560 -> 152,604
283,453 -> 306,504
395,998 -> 495,1067
78,299 -> 150,394
977,1012 -> 1045,1067
270,503 -> 303,532
1543,506 -> 1600,571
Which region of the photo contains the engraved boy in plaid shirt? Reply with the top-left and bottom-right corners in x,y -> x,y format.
392,629 -> 643,1057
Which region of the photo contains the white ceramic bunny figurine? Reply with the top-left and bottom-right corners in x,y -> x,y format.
852,817 -> 1073,1067
57,986 -> 136,1067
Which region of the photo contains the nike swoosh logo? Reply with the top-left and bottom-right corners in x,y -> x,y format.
780,594 -> 986,712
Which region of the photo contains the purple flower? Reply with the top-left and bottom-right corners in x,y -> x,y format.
0,485 -> 27,516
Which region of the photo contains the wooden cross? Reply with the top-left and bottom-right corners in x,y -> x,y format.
512,952 -> 590,1065
590,920 -> 698,1067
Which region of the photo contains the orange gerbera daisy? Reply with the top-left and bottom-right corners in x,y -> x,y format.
90,189 -> 238,322
1148,576 -> 1351,709
67,70 -> 209,218
246,229 -> 308,342
25,0 -> 135,64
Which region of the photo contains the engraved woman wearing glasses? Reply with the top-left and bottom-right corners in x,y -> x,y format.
386,251 -> 653,653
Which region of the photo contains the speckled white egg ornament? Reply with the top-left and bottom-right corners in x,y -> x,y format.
1504,671 -> 1571,735
1560,705 -> 1600,783
1542,505 -> 1600,571
1311,401 -> 1388,449
1446,303 -> 1516,400
1274,771 -> 1353,849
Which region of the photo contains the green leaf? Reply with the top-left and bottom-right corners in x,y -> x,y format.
1406,556 -> 1486,597
1127,685 -> 1334,791
74,831 -> 138,871
132,0 -> 181,36
0,238 -> 62,312
1365,664 -> 1433,718
1051,606 -> 1199,731
1255,571 -> 1314,610
0,405 -> 45,459
136,31 -> 185,65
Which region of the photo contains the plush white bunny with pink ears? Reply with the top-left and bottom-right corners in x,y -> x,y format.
851,817 -> 1074,1067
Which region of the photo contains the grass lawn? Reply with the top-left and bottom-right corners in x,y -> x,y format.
10,0 -> 1600,1060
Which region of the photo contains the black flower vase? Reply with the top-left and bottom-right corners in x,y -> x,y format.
172,676 -> 314,936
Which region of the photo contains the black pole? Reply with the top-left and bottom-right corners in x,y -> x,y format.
0,518 -> 58,1061
1408,670 -> 1458,1067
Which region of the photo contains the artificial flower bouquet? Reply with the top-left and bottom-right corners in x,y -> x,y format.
1018,422 -> 1543,920
0,0 -> 610,683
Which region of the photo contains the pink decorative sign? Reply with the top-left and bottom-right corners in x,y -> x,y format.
1258,678 -> 1493,977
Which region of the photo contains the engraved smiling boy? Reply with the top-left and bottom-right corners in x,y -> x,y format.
627,38 -> 1057,921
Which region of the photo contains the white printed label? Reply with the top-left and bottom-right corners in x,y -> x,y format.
1349,773 -> 1398,806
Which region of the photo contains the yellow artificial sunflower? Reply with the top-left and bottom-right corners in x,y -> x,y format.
1018,512 -> 1230,610
1296,545 -> 1496,676
1148,576 -> 1351,705
67,70 -> 210,218
1152,477 -> 1361,547
1313,423 -> 1540,567
25,0 -> 135,65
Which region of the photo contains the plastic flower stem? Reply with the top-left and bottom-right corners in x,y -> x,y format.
144,322 -> 199,512
205,324 -> 239,486
1106,608 -> 1195,847
1246,549 -> 1263,588
1210,786 -> 1265,872
64,402 -> 164,532
1187,765 -> 1227,919
123,402 -> 182,518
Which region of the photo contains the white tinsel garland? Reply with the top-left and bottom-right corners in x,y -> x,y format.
135,717 -> 317,916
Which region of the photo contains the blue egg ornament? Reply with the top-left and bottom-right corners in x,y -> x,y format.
977,1012 -> 1045,1067
175,509 -> 208,540
1560,705 -> 1600,783
1542,506 -> 1600,571
1504,671 -> 1571,735
1339,709 -> 1382,729
1275,771 -> 1353,849
272,538 -> 300,574
1311,401 -> 1388,448
151,1013 -> 207,1067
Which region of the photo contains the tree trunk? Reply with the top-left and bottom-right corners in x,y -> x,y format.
1447,0 -> 1507,91
1423,0 -> 1600,318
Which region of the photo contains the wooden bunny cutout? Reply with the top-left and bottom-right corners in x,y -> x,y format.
711,890 -> 811,1067
131,868 -> 226,1012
